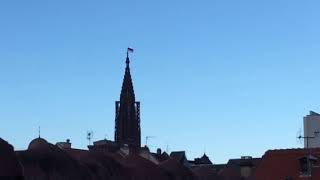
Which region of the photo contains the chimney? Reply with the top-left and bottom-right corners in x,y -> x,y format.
56,139 -> 71,149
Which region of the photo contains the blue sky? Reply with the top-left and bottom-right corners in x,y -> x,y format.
0,1 -> 320,163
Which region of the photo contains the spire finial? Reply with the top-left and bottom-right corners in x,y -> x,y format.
126,47 -> 134,65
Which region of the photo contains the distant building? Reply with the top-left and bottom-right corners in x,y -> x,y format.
28,137 -> 49,150
139,146 -> 161,165
189,153 -> 213,166
304,111 -> 320,148
170,151 -> 190,167
56,139 -> 71,149
88,138 -> 119,152
151,148 -> 170,162
16,137 -> 181,180
114,51 -> 141,147
218,156 -> 261,180
89,50 -> 141,151
253,148 -> 320,180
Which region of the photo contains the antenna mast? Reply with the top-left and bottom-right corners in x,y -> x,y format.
38,126 -> 41,138
166,144 -> 170,154
145,136 -> 155,147
87,131 -> 93,145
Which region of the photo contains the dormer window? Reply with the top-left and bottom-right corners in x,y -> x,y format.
299,155 -> 317,176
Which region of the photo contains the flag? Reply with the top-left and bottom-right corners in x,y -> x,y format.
127,47 -> 134,53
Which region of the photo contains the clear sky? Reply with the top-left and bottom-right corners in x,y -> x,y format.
0,1 -> 320,163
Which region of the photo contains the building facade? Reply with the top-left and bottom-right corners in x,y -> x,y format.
304,111 -> 320,148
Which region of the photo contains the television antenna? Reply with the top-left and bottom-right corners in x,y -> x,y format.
145,136 -> 155,147
296,128 -> 303,145
296,130 -> 320,148
166,143 -> 170,154
87,131 -> 94,145
38,126 -> 41,138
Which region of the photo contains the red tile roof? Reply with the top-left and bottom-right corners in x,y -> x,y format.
192,165 -> 222,180
16,140 -> 95,179
159,158 -> 196,180
65,147 -> 171,180
254,148 -> 320,180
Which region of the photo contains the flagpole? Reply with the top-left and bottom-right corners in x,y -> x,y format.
127,49 -> 129,59
126,47 -> 134,64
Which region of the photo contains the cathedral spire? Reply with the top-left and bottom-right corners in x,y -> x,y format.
121,49 -> 135,103
115,48 -> 141,147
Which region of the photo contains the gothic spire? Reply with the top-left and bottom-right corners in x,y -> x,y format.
115,48 -> 141,147
120,49 -> 135,103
